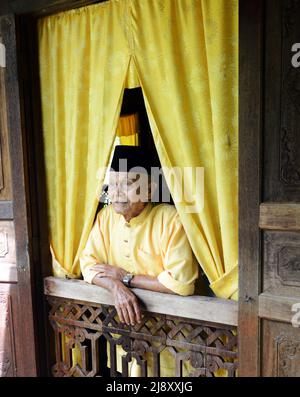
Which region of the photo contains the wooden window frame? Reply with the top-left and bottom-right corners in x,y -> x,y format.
0,0 -> 263,376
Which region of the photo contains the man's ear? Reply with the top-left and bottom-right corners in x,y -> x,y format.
149,181 -> 158,199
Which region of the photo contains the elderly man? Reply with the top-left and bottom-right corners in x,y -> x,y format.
80,145 -> 199,376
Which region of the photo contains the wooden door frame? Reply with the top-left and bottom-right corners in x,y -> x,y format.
238,0 -> 263,377
1,14 -> 38,376
1,0 -> 264,376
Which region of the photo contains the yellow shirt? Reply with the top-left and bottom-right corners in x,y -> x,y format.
81,202 -> 198,294
80,202 -> 199,376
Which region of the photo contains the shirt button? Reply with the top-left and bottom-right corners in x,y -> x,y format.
125,254 -> 130,258
124,239 -> 128,243
125,223 -> 130,228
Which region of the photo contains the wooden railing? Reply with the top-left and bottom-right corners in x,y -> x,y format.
44,277 -> 238,377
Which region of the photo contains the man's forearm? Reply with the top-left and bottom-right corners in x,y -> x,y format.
89,266 -> 177,295
91,273 -> 121,291
130,274 -> 177,294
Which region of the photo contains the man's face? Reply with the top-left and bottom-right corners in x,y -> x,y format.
108,171 -> 150,215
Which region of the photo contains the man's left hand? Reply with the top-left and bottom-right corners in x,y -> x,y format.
89,263 -> 127,281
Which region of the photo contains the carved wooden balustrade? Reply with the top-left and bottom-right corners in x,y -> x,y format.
44,277 -> 238,377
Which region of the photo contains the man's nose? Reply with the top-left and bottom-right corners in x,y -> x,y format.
113,184 -> 127,200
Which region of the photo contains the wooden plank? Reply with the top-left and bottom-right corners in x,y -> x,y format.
259,293 -> 300,324
238,0 -> 263,377
0,0 -> 107,17
260,203 -> 300,230
17,14 -> 54,377
0,49 -> 12,200
44,277 -> 238,326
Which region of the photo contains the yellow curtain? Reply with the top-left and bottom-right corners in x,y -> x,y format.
38,2 -> 136,277
39,0 -> 238,297
117,113 -> 139,146
38,0 -> 238,295
131,0 -> 238,300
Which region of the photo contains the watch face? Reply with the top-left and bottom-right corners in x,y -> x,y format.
123,273 -> 133,285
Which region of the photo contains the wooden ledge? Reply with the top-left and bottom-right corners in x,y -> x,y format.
259,203 -> 300,230
44,276 -> 238,326
259,292 -> 300,324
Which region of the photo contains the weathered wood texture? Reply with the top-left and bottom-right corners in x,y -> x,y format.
263,231 -> 300,297
17,13 -> 56,377
0,14 -> 38,376
0,287 -> 17,377
0,221 -> 17,283
259,0 -> 300,378
259,293 -> 300,324
0,0 -> 107,17
263,0 -> 300,203
260,203 -> 300,230
44,277 -> 238,327
0,38 -> 12,200
238,0 -> 262,377
45,278 -> 238,377
262,320 -> 300,377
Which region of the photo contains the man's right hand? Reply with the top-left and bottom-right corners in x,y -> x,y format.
112,280 -> 141,326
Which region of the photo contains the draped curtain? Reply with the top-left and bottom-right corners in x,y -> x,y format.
131,0 -> 238,300
38,1 -> 136,278
38,0 -> 238,299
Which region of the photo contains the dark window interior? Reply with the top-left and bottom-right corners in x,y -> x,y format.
120,87 -> 161,170
98,87 -> 174,207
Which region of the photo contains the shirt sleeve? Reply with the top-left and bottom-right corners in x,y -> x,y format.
79,208 -> 108,284
158,212 -> 199,296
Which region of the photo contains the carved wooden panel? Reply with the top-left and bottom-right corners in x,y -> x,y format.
263,0 -> 300,201
47,297 -> 238,377
0,221 -> 16,283
0,43 -> 12,200
262,320 -> 300,377
263,231 -> 300,297
0,292 -> 16,377
280,0 -> 300,188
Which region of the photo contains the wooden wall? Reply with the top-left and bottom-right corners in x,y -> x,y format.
0,14 -> 38,377
239,0 -> 300,376
260,0 -> 300,376
0,20 -> 17,377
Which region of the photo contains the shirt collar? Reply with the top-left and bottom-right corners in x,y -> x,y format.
122,202 -> 153,227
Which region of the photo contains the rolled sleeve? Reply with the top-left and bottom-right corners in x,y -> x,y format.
158,270 -> 195,296
82,268 -> 102,284
159,212 -> 199,296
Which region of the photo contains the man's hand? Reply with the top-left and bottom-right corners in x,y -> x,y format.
90,263 -> 127,281
112,280 -> 141,326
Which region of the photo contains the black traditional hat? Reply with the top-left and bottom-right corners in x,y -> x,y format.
110,145 -> 152,174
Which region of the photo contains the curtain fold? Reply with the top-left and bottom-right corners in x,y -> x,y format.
131,0 -> 238,300
38,2 -> 132,277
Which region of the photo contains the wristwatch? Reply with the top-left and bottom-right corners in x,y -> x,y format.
122,273 -> 134,287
